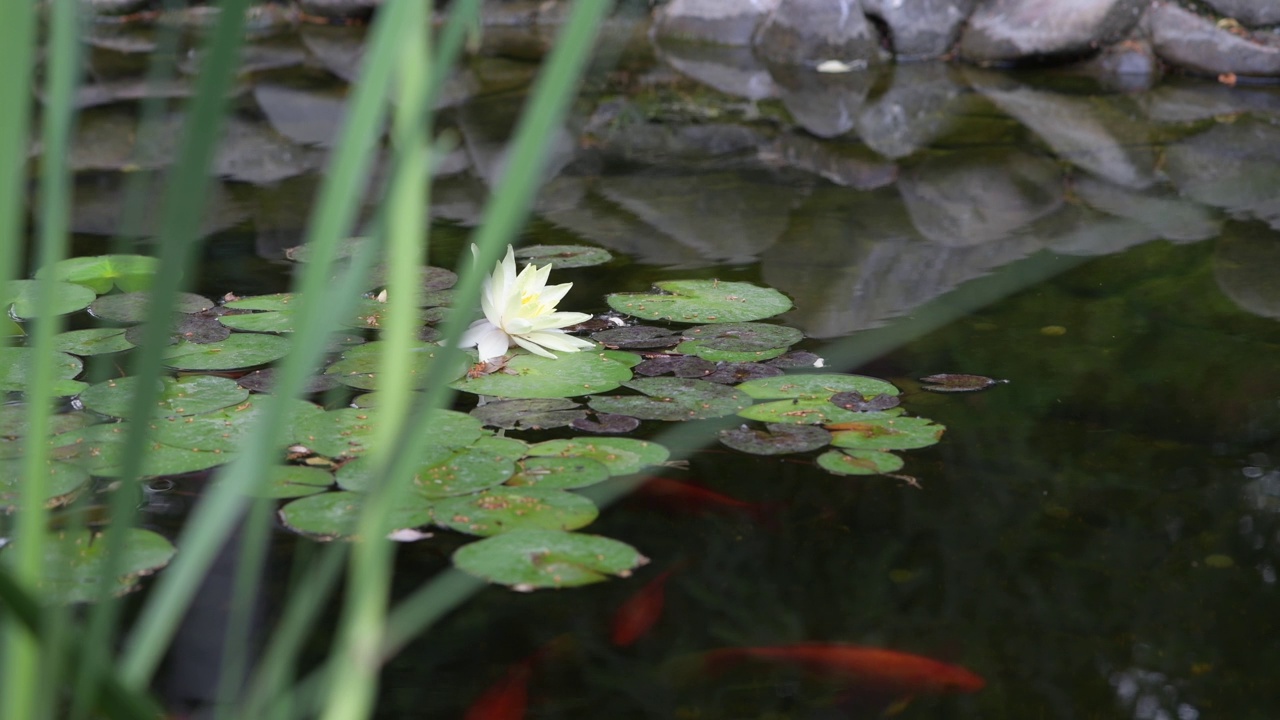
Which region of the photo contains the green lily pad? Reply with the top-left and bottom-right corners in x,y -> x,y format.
37,255 -> 158,293
527,437 -> 669,476
284,237 -> 374,263
0,348 -> 83,393
829,416 -> 945,451
0,406 -> 94,441
336,444 -> 516,498
6,280 -> 97,320
738,400 -> 898,426
816,449 -> 905,476
292,408 -> 483,458
675,322 -> 802,363
88,292 -> 214,323
52,328 -> 134,356
218,311 -> 296,333
736,374 -> 900,401
506,456 -> 611,490
3,528 -> 176,604
451,350 -> 631,399
253,465 -> 334,498
588,377 -> 751,421
49,425 -> 232,477
78,375 -> 249,418
433,488 -> 599,537
324,341 -> 468,391
607,280 -> 792,324
0,458 -> 92,510
452,528 -> 647,591
468,398 -> 587,431
161,333 -> 291,370
514,245 -> 613,269
149,394 -> 323,453
473,435 -> 529,458
718,423 -> 832,455
278,490 -> 435,541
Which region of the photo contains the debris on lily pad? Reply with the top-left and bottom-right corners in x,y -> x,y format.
6,280 -> 98,320
432,487 -> 599,537
570,412 -> 641,434
3,528 -> 176,604
817,449 -> 905,476
88,291 -> 214,323
278,490 -> 434,541
469,398 -> 587,431
527,437 -> 669,476
590,325 -> 680,350
452,528 -> 647,591
607,280 -> 792,324
919,373 -> 1009,393
633,354 -> 715,378
830,391 -> 901,412
588,377 -> 751,421
451,350 -> 632,400
514,244 -> 613,269
718,423 -> 831,455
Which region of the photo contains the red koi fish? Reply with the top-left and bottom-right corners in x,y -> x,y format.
701,643 -> 985,695
464,658 -> 533,720
633,477 -> 778,525
611,568 -> 676,647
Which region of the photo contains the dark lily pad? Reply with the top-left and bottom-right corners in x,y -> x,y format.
0,348 -> 84,394
738,400 -> 899,426
919,373 -> 1009,393
506,456 -> 611,490
828,416 -> 945,451
634,354 -> 716,378
324,341 -> 468,391
718,423 -> 832,455
514,244 -> 612,269
452,528 -> 647,591
292,407 -> 483,459
816,449 -> 905,476
830,391 -> 901,412
5,528 -> 176,604
570,413 -> 641,434
702,362 -> 784,385
469,398 -> 587,431
37,254 -> 158,293
0,458 -> 91,510
767,351 -> 825,369
607,280 -> 792,324
527,437 -> 669,476
736,374 -> 900,401
88,292 -> 215,323
149,394 -> 322,453
588,377 -> 751,421
675,322 -> 802,362
236,368 -> 341,394
78,375 -> 249,418
590,325 -> 680,350
450,351 -> 632,400
166,313 -> 232,344
161,333 -> 291,371
363,265 -> 459,293
254,465 -> 334,498
278,490 -> 435,541
52,328 -> 134,356
433,488 -> 599,537
6,280 -> 97,320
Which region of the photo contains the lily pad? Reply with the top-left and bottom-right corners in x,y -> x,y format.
828,416 -> 945,451
161,333 -> 291,370
634,355 -> 716,378
590,325 -> 680,350
514,245 -> 613,269
433,488 -> 599,537
3,528 -> 176,604
0,458 -> 92,510
830,391 -> 901,412
768,351 -> 825,369
919,373 -> 1008,393
37,254 -> 159,293
506,456 -> 611,490
469,398 -> 587,431
337,444 -> 517,498
588,377 -> 751,421
736,374 -> 900,401
78,375 -> 249,418
738,400 -> 899,426
675,322 -> 802,362
253,465 -> 334,498
571,413 -> 641,434
236,368 -> 341,394
452,528 -> 647,591
278,490 -> 434,541
159,314 -> 232,344
324,341 -> 468,391
292,408 -> 483,459
607,280 -> 791,324
527,437 -> 669,476
52,328 -> 134,356
450,350 -> 632,400
88,292 -> 214,323
473,435 -> 529,458
149,394 -> 323,453
6,280 -> 97,319
284,236 -> 374,263
702,362 -> 784,384
718,423 -> 831,455
0,406 -> 94,441
816,449 -> 905,476
0,348 -> 84,393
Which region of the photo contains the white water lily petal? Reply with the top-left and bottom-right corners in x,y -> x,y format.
511,335 -> 559,358
474,326 -> 511,363
519,330 -> 594,353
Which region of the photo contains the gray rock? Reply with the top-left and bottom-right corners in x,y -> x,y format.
1164,118 -> 1280,229
1071,175 -> 1221,243
897,149 -> 1064,247
655,41 -> 779,100
959,0 -> 1145,64
70,108 -> 183,172
860,0 -> 975,60
1147,1 -> 1280,77
854,62 -> 966,158
253,84 -> 348,148
1137,79 -> 1280,123
754,0 -> 888,67
1064,34 -> 1162,91
1201,0 -> 1280,28
1037,203 -> 1157,256
769,64 -> 878,138
652,0 -> 781,46
213,119 -> 323,185
70,173 -> 248,239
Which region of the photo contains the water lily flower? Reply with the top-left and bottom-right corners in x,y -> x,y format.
459,245 -> 594,362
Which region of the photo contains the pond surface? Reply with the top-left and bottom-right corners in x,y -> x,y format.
51,11 -> 1280,720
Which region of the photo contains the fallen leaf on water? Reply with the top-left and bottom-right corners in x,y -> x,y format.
918,374 -> 1008,393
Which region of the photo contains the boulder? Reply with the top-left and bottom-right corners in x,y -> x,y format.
652,0 -> 781,46
1163,118 -> 1280,229
1147,1 -> 1280,78
860,0 -> 975,60
754,0 -> 888,67
854,62 -> 967,159
1201,0 -> 1280,28
958,0 -> 1145,64
768,64 -> 878,138
654,41 -> 779,100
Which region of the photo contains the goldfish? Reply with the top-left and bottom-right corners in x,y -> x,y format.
610,568 -> 675,647
464,657 -> 532,720
632,477 -> 777,525
700,643 -> 985,695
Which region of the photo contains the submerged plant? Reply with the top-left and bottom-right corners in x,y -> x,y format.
459,245 -> 594,362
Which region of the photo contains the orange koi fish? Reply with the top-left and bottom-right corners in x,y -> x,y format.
701,643 -> 985,695
611,568 -> 676,647
464,658 -> 533,720
633,477 -> 777,524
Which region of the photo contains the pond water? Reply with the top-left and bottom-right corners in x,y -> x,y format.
43,11 -> 1280,720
